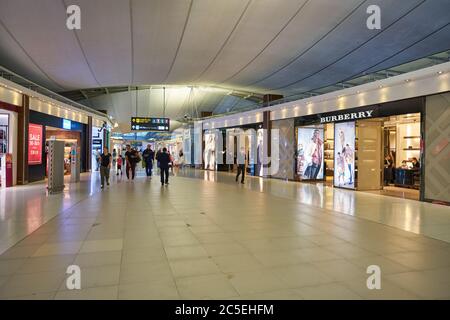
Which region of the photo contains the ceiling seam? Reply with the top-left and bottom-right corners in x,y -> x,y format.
164,0 -> 194,83
61,0 -> 101,88
338,22 -> 450,85
0,18 -> 66,91
129,0 -> 134,84
261,28 -> 450,103
270,0 -> 428,91
194,0 -> 253,82
219,0 -> 310,85
244,0 -> 369,88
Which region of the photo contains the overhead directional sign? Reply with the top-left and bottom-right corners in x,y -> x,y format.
131,117 -> 170,132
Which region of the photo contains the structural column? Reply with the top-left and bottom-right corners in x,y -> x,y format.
262,94 -> 281,177
17,94 -> 29,185
86,116 -> 92,172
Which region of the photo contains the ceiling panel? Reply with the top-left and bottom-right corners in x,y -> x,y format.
165,0 -> 250,83
279,0 -> 450,93
68,0 -> 133,86
0,0 -> 98,89
132,0 -> 192,84
251,0 -> 424,91
219,0 -> 364,88
196,0 -> 304,83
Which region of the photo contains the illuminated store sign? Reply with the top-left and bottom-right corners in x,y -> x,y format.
62,119 -> 72,130
320,110 -> 374,123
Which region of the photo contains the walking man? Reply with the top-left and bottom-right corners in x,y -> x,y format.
100,147 -> 112,189
125,145 -> 138,180
156,147 -> 171,186
236,147 -> 246,184
142,144 -> 155,177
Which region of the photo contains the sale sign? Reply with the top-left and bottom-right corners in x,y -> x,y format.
28,123 -> 43,165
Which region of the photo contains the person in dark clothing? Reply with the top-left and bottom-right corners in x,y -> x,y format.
235,147 -> 246,184
156,147 -> 171,186
142,144 -> 155,177
100,147 -> 112,189
412,157 -> 420,169
125,145 -> 140,180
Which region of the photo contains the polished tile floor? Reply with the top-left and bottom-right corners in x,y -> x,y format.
0,168 -> 449,300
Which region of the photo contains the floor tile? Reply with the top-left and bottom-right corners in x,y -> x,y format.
165,245 -> 208,260
119,279 -> 179,300
176,274 -> 239,299
74,251 -> 122,268
169,258 -> 220,278
55,285 -> 118,300
32,242 -> 83,257
295,283 -> 362,300
119,261 -> 173,285
228,269 -> 286,295
213,254 -> 264,273
340,276 -> 421,300
202,243 -> 248,257
0,270 -> 66,299
79,239 -> 123,253
386,271 -> 450,299
272,264 -> 334,288
17,254 -> 75,274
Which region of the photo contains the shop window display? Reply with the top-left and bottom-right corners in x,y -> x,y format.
334,122 -> 356,189
204,131 -> 216,170
296,127 -> 324,180
256,129 -> 264,176
0,114 -> 8,155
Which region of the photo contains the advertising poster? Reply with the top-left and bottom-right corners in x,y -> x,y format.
334,122 -> 355,189
204,131 -> 216,170
256,129 -> 264,176
297,127 -> 324,180
28,123 -> 43,165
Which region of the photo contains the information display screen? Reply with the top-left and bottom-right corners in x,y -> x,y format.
297,127 -> 324,180
334,121 -> 355,189
131,117 -> 170,132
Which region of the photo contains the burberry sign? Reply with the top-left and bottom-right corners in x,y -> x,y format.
320,110 -> 374,123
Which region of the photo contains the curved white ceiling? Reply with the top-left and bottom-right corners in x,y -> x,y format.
0,0 -> 449,126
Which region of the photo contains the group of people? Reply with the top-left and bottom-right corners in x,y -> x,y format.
97,144 -> 178,189
384,151 -> 420,185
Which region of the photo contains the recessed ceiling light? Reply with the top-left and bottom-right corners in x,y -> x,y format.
437,71 -> 443,75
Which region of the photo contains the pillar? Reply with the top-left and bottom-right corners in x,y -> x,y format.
17,94 -> 29,185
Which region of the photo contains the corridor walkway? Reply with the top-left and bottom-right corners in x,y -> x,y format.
0,170 -> 449,299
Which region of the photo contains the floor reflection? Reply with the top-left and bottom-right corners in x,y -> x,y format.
177,168 -> 450,242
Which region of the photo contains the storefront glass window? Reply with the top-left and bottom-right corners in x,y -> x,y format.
334,121 -> 356,189
0,114 -> 9,155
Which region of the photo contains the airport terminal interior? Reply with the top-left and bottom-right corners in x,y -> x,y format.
0,0 -> 449,302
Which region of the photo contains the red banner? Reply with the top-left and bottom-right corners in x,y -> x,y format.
28,123 -> 43,165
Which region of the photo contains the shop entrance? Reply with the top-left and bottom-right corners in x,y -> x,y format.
364,113 -> 421,200
0,113 -> 9,187
45,126 -> 81,176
